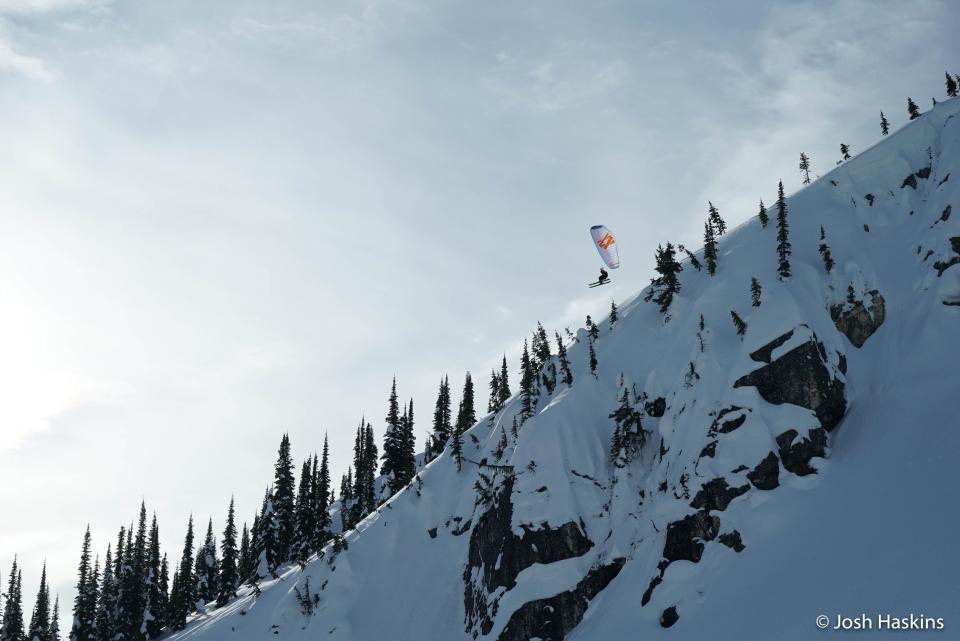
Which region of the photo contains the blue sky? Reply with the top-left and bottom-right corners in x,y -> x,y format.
0,0 -> 956,622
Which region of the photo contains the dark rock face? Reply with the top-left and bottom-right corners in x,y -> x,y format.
747,452 -> 780,490
664,510 -> 720,564
660,606 -> 679,628
497,559 -> 625,641
464,477 -> 594,636
901,174 -> 918,189
735,327 -> 846,432
709,406 -> 749,435
776,428 -> 827,476
645,397 -> 667,417
942,205 -> 952,222
690,478 -> 749,512
830,290 -> 886,348
699,440 -> 717,458
718,530 -> 745,552
951,237 -> 960,254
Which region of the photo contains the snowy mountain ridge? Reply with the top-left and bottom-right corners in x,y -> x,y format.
171,97 -> 960,641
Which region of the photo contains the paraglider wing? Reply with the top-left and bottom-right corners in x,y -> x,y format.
590,225 -> 620,269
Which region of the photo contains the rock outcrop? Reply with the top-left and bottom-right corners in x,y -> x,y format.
497,560 -> 625,641
734,327 -> 846,432
830,290 -> 886,348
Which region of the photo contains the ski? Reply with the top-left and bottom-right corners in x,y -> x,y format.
588,281 -> 612,288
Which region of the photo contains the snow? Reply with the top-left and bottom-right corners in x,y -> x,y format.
168,97 -> 960,640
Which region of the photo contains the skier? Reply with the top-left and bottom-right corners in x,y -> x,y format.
588,225 -> 620,287
597,267 -> 609,284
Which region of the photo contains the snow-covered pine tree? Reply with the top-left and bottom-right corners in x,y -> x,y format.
313,436 -> 332,549
155,555 -> 168,631
450,409 -> 464,472
708,201 -> 726,235
217,498 -> 238,606
678,244 -> 701,271
93,545 -> 115,641
271,434 -> 296,563
121,503 -> 148,641
907,97 -> 920,120
168,518 -> 194,630
608,388 -> 645,467
730,311 -> 747,337
429,377 -> 452,459
1,557 -> 25,641
609,300 -> 619,327
361,423 -> 377,514
555,332 -> 573,386
880,111 -> 890,135
27,563 -> 51,641
111,527 -> 128,641
143,514 -> 163,638
840,143 -> 851,162
194,519 -> 219,607
338,471 -> 354,532
487,369 -> 500,414
750,278 -> 761,307
532,322 -> 551,371
292,460 -> 315,565
518,340 -> 535,420
50,597 -> 61,641
819,226 -> 834,272
947,72 -> 958,98
776,180 -> 792,280
703,221 -> 718,275
237,525 -> 251,585
758,200 -> 769,228
69,527 -> 97,641
586,315 -> 599,341
254,492 -> 280,580
380,378 -> 403,493
799,152 -> 812,184
588,338 -> 598,375
455,374 -> 475,438
498,356 -> 511,408
647,242 -> 683,313
400,399 -> 416,487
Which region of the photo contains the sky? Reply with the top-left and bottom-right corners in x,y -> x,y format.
0,0 -> 956,628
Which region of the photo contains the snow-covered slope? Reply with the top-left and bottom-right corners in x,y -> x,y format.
171,98 -> 960,641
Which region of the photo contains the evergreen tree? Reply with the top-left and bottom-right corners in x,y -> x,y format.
487,369 -> 500,414
531,323 -> 551,371
292,460 -> 315,565
27,563 -> 51,641
93,546 -> 115,641
555,332 -> 573,386
143,514 -> 163,639
217,498 -> 239,607
169,517 -> 195,630
518,340 -> 535,419
776,181 -> 792,280
361,424 -> 377,515
588,339 -> 598,375
703,221 -> 718,275
750,278 -> 762,307
839,143 -> 850,162
907,97 -> 920,120
647,243 -> 683,313
678,244 -> 701,270
338,471 -> 354,532
609,388 -> 645,467
449,409 -> 464,472
498,356 -> 511,408
799,152 -> 812,184
271,434 -> 296,563
880,111 -> 890,135
758,200 -> 769,228
380,378 -> 404,492
111,527 -> 128,641
947,72 -> 958,98
455,373 -> 476,436
313,436 -> 332,548
609,300 -> 619,328
730,311 -> 747,337
400,399 -> 417,486
819,226 -> 834,273
194,519 -> 219,607
119,503 -> 148,641
69,527 -> 97,641
237,525 -> 251,585
155,556 -> 168,632
708,201 -> 726,235
586,315 -> 599,341
429,377 -> 452,458
49,598 -> 60,641
1,557 -> 24,641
